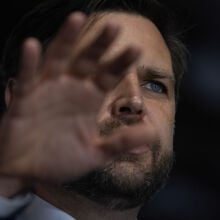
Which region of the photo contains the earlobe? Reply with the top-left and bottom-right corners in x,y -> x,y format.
5,79 -> 17,108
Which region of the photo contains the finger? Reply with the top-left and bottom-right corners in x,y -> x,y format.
96,124 -> 155,156
93,47 -> 141,91
17,38 -> 41,96
72,24 -> 120,78
104,46 -> 141,76
43,12 -> 87,77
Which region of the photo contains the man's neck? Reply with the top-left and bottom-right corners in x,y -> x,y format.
36,185 -> 139,220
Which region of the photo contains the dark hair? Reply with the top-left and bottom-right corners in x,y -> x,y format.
0,0 -> 187,112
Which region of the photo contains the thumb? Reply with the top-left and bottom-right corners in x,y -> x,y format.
95,124 -> 155,157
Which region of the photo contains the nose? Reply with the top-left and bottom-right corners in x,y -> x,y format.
111,70 -> 145,119
112,96 -> 144,117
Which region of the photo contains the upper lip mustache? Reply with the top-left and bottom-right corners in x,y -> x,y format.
118,115 -> 142,124
99,116 -> 143,136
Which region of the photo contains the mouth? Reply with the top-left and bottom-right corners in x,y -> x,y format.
98,121 -> 150,155
127,144 -> 150,155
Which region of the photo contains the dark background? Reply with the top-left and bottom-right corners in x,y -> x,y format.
0,1 -> 219,219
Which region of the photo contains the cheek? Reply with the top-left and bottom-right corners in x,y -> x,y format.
146,100 -> 175,150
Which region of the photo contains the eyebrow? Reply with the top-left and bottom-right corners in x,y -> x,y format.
137,66 -> 175,82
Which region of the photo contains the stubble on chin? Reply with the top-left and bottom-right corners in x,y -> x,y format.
61,118 -> 174,210
62,142 -> 173,210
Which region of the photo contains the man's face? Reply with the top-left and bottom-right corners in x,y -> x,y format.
57,12 -> 175,210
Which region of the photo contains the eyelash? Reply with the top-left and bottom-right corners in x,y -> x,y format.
140,80 -> 168,94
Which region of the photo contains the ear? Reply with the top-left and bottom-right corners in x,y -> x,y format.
5,79 -> 17,108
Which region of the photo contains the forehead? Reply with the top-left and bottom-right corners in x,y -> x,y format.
78,12 -> 173,76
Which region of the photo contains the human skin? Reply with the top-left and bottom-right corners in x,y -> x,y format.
0,8 -> 176,218
0,12 -> 154,195
36,12 -> 176,220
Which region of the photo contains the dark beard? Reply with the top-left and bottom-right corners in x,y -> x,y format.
62,117 -> 174,210
62,149 -> 173,210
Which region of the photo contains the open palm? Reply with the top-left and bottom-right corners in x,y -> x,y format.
0,13 -> 148,183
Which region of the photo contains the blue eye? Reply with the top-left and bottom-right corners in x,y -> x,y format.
141,81 -> 166,93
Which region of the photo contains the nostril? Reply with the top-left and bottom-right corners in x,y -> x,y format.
119,106 -> 132,114
113,97 -> 144,116
137,109 -> 143,115
118,107 -> 143,115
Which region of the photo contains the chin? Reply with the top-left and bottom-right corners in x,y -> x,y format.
62,150 -> 174,210
103,156 -> 153,191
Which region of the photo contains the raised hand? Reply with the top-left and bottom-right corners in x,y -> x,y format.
0,12 -> 148,184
